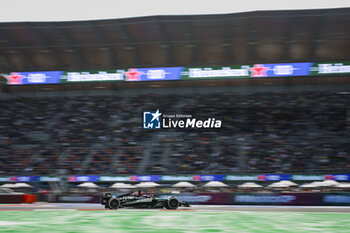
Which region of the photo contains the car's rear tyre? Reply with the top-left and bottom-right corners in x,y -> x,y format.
165,197 -> 179,210
108,198 -> 120,209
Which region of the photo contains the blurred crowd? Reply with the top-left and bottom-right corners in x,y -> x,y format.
0,91 -> 349,175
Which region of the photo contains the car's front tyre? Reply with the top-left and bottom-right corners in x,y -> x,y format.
108,198 -> 120,209
164,197 -> 179,210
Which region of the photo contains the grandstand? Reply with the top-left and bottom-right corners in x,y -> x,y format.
0,90 -> 349,176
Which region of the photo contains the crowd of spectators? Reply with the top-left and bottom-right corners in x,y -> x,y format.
0,90 -> 349,175
166,131 -> 240,174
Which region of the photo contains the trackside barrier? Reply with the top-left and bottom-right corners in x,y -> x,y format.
233,193 -> 350,205
22,194 -> 37,203
11,193 -> 350,205
0,195 -> 24,203
45,194 -> 101,203
157,193 -> 350,205
0,195 -> 37,204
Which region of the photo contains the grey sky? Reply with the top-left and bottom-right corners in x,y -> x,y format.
0,0 -> 349,22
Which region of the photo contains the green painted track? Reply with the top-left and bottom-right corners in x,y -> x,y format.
0,211 -> 349,233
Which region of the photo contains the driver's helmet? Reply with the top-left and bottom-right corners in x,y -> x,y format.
132,191 -> 142,197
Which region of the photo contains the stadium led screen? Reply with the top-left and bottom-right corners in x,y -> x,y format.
182,61 -> 350,79
99,176 -> 132,182
183,63 -> 313,79
248,63 -> 313,77
310,62 -> 350,75
161,175 -> 195,181
61,70 -> 124,83
182,65 -> 250,79
3,61 -> 350,85
124,67 -> 183,81
67,175 -> 99,182
6,174 -> 350,182
4,71 -> 62,85
9,176 -> 39,182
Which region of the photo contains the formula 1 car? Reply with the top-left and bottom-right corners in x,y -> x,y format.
101,192 -> 190,210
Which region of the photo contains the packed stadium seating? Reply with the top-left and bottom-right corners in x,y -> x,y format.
0,91 -> 349,175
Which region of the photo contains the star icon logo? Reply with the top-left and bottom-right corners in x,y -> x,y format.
5,72 -> 24,85
124,68 -> 143,81
68,177 -> 77,182
249,64 -> 270,77
10,176 -> 18,182
143,110 -> 162,129
150,109 -> 162,122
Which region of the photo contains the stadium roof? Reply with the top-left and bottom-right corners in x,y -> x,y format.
0,7 -> 349,73
1,0 -> 349,22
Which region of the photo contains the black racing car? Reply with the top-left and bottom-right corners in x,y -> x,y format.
101,192 -> 190,210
